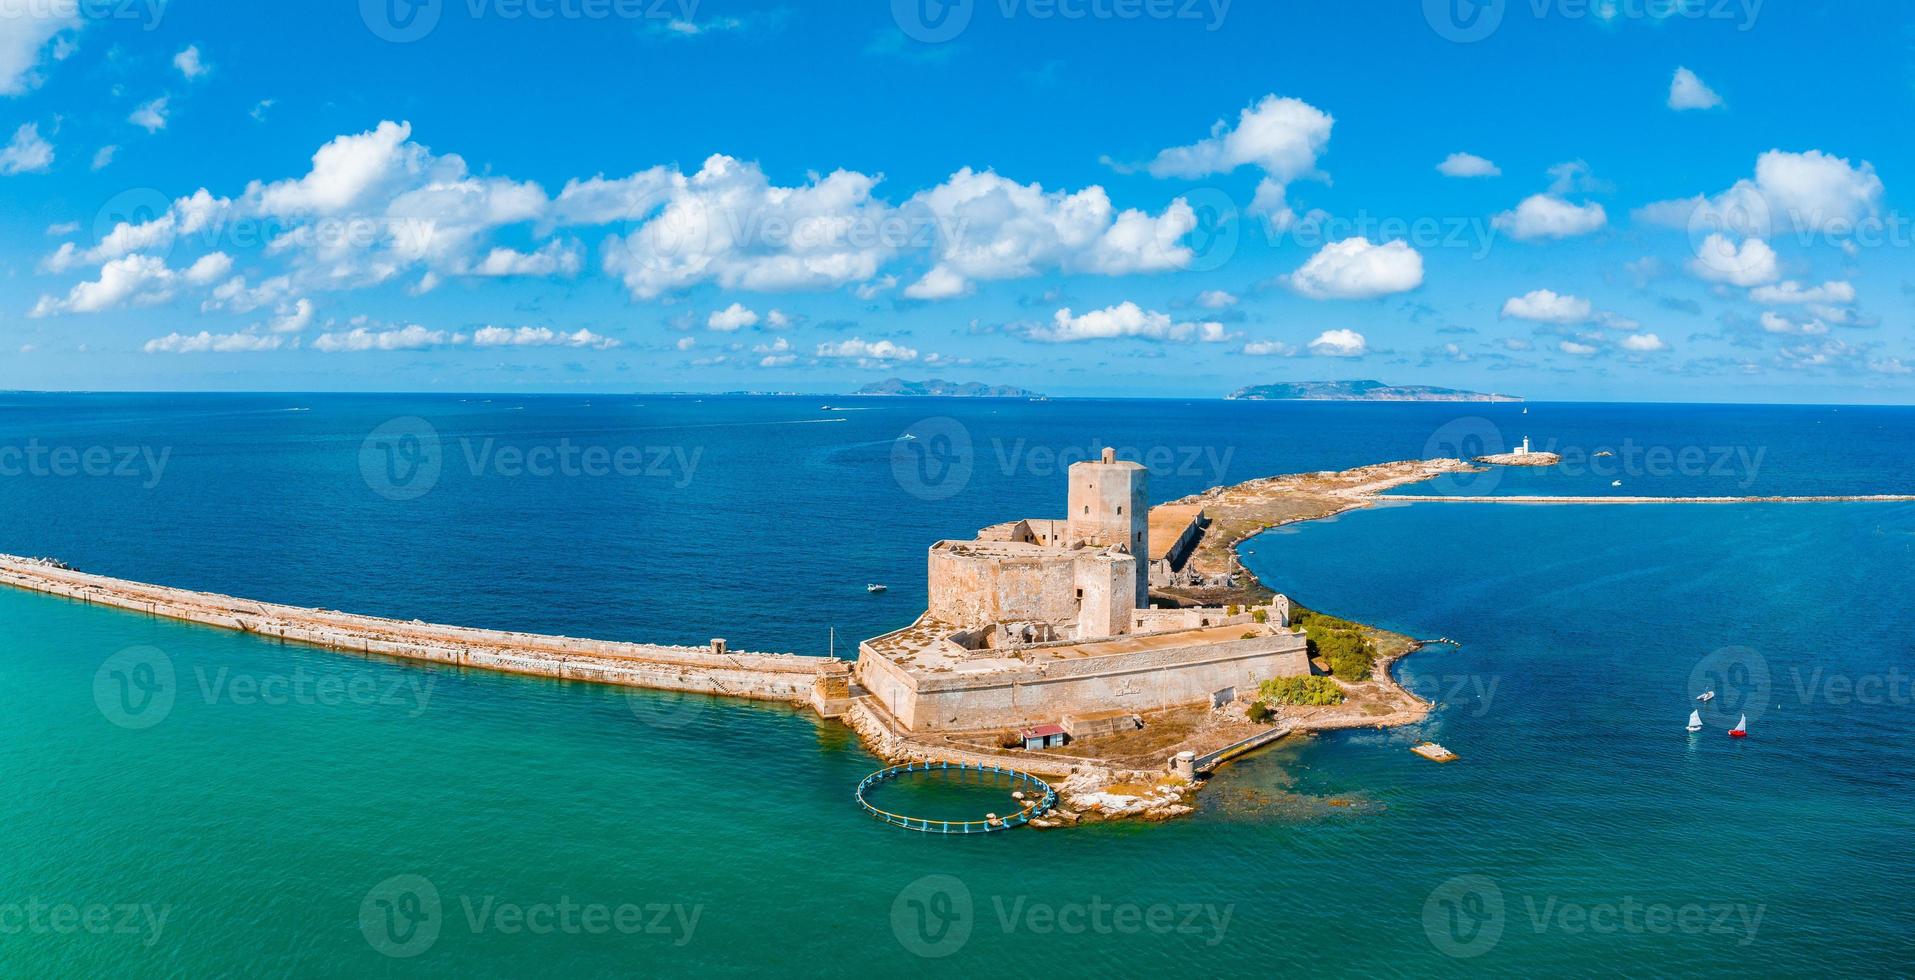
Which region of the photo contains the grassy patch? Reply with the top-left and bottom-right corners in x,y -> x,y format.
1258,676 -> 1347,706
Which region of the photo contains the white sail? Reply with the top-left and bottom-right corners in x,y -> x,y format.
1688,710 -> 1703,730
1732,714 -> 1747,732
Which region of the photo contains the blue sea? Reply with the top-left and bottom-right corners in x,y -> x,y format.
1,393 -> 1911,975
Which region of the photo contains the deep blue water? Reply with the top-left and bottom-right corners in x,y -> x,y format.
1,394 -> 1912,975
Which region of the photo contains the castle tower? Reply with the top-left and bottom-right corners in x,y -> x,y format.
1066,447 -> 1149,606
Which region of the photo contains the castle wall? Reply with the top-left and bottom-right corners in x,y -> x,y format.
857,629 -> 1311,733
1073,552 -> 1135,640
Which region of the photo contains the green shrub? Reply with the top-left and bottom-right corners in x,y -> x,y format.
1294,608 -> 1375,681
1246,701 -> 1277,723
1258,676 -> 1346,706
1252,609 -> 1269,624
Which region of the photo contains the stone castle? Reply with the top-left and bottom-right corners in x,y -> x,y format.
857,449 -> 1311,734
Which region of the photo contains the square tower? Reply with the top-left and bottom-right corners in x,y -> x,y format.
1066,448 -> 1150,605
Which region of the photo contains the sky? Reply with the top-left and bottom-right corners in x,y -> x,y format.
0,0 -> 1912,401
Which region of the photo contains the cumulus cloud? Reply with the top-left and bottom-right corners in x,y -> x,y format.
129,97 -> 169,133
1559,340 -> 1599,356
1759,312 -> 1829,336
1749,280 -> 1854,305
1241,339 -> 1297,356
182,252 -> 234,285
1688,233 -> 1778,286
173,45 -> 208,80
1500,289 -> 1593,324
1286,238 -> 1424,299
1307,329 -> 1368,357
1147,94 -> 1333,225
471,325 -> 618,349
1030,302 -> 1229,343
144,329 -> 282,354
1668,67 -> 1723,111
1494,194 -> 1608,240
468,240 -> 582,277
815,337 -> 918,364
1637,150 -> 1884,236
1437,152 -> 1500,178
1621,332 -> 1669,352
0,123 -> 53,174
30,254 -> 177,316
312,324 -> 450,352
904,168 -> 1197,299
706,302 -> 759,331
1196,289 -> 1237,309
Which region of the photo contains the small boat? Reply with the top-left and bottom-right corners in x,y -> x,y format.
1728,714 -> 1748,738
1687,710 -> 1703,733
1611,480 -> 1623,487
867,584 -> 888,594
1697,691 -> 1716,702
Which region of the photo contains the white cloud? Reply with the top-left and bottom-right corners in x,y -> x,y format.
31,254 -> 176,315
1688,233 -> 1778,286
1559,340 -> 1599,356
45,221 -> 78,236
1147,94 -> 1333,225
1759,312 -> 1829,336
764,309 -> 792,329
675,336 -> 696,351
1749,280 -> 1854,305
1869,356 -> 1912,375
1031,302 -> 1229,343
129,97 -> 169,133
1668,67 -> 1723,110
182,252 -> 234,285
706,302 -> 759,331
1437,152 -> 1500,178
0,4 -> 79,95
173,45 -> 209,80
91,144 -> 115,170
1501,289 -> 1593,324
815,337 -> 918,363
471,325 -> 618,349
0,122 -> 52,174
1307,329 -> 1368,357
1621,332 -> 1669,352
904,168 -> 1196,299
1638,150 -> 1884,236
1241,339 -> 1297,356
1494,194 -> 1608,240
753,336 -> 794,366
267,298 -> 313,334
1287,238 -> 1424,299
469,240 -> 581,277
312,324 -> 450,352
144,329 -> 282,354
1196,289 -> 1237,309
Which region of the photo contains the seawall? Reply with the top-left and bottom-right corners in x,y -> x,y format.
0,554 -> 826,704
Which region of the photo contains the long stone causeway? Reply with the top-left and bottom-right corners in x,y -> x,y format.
0,553 -> 830,706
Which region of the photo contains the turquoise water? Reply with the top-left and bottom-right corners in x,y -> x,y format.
2,396 -> 1913,974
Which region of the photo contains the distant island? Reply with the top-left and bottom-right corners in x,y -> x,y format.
856,378 -> 1043,398
1227,380 -> 1519,402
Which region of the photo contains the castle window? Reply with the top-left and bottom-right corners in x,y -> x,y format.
1116,506 -> 1123,515
1075,589 -> 1084,599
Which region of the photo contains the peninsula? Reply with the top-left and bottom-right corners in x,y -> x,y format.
1227,380 -> 1518,402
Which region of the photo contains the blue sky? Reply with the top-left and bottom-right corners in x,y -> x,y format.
1,0 -> 1911,400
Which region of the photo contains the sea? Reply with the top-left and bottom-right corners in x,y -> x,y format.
0,393 -> 1910,976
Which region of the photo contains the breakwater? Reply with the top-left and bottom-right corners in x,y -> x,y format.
1383,494 -> 1915,504
0,553 -> 827,704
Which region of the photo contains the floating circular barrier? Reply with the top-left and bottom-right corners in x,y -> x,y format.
855,761 -> 1057,833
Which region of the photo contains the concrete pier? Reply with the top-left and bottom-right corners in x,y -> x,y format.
0,554 -> 830,705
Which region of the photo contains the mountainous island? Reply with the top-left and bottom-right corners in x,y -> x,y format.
1226,380 -> 1519,402
856,378 -> 1043,398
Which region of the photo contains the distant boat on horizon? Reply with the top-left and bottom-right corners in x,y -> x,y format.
1687,710 -> 1703,733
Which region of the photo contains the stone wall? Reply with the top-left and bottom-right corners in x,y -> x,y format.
926,544 -> 1080,628
0,555 -> 823,705
858,628 -> 1310,732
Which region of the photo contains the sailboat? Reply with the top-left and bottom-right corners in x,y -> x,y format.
1728,714 -> 1749,738
1696,690 -> 1716,702
1687,710 -> 1703,733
